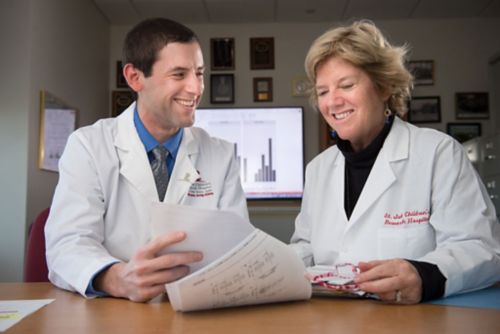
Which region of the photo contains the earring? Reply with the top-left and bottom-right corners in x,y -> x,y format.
329,129 -> 337,139
384,105 -> 392,117
384,104 -> 392,124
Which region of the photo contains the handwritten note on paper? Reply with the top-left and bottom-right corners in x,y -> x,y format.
151,203 -> 255,272
0,299 -> 54,332
166,229 -> 312,311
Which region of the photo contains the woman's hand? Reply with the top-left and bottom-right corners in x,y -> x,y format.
355,259 -> 422,304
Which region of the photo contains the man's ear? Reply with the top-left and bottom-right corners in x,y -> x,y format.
123,63 -> 143,92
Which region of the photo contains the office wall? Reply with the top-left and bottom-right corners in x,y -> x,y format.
492,56 -> 500,131
25,0 -> 110,247
0,0 -> 32,282
110,18 -> 500,242
0,0 -> 109,282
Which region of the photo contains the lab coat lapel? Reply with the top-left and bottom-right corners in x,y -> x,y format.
164,128 -> 200,204
114,103 -> 158,201
333,153 -> 349,223
347,118 -> 409,225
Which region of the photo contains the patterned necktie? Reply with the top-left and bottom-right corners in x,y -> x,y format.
151,145 -> 169,201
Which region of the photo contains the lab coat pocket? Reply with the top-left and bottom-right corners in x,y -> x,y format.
377,224 -> 435,260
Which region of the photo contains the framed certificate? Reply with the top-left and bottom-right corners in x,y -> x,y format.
38,90 -> 78,172
210,38 -> 235,70
112,90 -> 135,117
210,74 -> 235,104
250,37 -> 274,70
253,77 -> 273,102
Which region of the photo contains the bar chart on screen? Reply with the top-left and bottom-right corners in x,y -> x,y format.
195,107 -> 304,200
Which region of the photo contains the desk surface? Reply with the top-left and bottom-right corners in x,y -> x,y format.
1,283 -> 499,334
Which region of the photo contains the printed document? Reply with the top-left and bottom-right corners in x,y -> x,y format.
151,204 -> 312,311
0,299 -> 54,332
151,203 -> 255,272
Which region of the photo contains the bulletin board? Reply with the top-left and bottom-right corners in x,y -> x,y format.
38,90 -> 78,172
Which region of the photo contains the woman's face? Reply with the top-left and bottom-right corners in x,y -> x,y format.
315,56 -> 388,152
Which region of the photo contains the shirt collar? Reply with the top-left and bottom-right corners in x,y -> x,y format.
133,107 -> 184,159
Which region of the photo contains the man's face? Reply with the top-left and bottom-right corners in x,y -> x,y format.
138,42 -> 205,132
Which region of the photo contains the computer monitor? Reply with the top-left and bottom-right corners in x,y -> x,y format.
194,107 -> 304,200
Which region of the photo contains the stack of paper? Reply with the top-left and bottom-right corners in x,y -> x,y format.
151,204 -> 312,312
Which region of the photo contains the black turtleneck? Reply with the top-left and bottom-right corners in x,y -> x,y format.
335,116 -> 446,302
337,116 -> 393,219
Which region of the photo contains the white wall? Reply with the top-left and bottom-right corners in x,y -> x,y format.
25,0 -> 110,241
0,0 -> 109,282
110,18 -> 500,242
380,19 -> 500,135
0,0 -> 32,281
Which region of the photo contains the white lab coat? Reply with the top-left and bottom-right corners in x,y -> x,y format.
290,117 -> 500,296
45,103 -> 248,297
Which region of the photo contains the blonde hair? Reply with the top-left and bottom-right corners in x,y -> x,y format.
305,20 -> 413,117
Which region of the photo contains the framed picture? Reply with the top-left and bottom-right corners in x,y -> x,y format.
408,96 -> 441,123
447,123 -> 482,143
116,61 -> 128,88
210,74 -> 234,104
112,90 -> 135,117
38,90 -> 78,172
210,38 -> 235,70
253,77 -> 273,102
291,77 -> 310,97
407,60 -> 434,86
250,37 -> 274,70
456,92 -> 489,119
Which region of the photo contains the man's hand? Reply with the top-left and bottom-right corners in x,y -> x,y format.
95,231 -> 202,302
355,259 -> 422,304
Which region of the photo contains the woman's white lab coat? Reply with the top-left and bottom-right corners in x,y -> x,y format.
45,103 -> 248,296
290,117 -> 500,296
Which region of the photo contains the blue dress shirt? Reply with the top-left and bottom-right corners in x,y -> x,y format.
133,107 -> 183,175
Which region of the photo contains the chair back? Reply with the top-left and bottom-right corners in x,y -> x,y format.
24,208 -> 50,282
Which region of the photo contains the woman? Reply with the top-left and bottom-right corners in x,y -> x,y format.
290,20 -> 500,304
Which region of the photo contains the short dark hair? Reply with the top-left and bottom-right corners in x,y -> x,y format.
123,18 -> 199,77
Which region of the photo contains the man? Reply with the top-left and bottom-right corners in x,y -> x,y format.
45,18 -> 248,302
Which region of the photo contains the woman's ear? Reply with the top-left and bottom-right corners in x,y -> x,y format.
123,63 -> 143,92
380,87 -> 392,103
